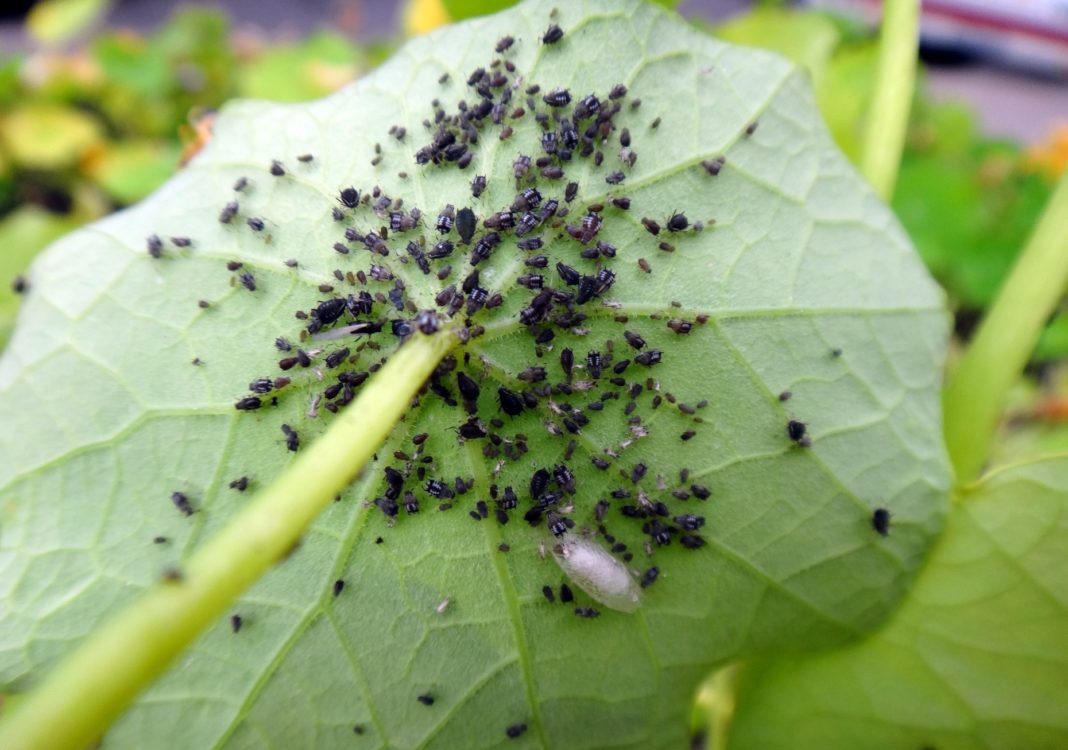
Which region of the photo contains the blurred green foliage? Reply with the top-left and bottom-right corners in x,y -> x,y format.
0,6 -> 377,346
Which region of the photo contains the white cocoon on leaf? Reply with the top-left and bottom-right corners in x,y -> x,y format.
552,535 -> 640,613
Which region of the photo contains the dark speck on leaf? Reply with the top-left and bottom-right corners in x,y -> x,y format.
872,507 -> 891,536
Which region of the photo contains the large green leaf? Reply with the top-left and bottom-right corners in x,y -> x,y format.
0,1 -> 948,746
725,455 -> 1068,749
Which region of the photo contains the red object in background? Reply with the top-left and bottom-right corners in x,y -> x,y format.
804,0 -> 1068,76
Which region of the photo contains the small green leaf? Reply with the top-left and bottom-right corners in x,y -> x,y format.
0,1 -> 948,745
725,455 -> 1068,749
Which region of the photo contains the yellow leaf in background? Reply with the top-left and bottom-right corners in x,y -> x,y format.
0,104 -> 103,171
404,0 -> 450,36
26,0 -> 110,45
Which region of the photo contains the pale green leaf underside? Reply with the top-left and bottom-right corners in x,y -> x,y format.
0,1 -> 949,747
726,455 -> 1068,750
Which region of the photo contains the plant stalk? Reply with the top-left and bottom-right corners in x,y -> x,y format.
943,171 -> 1068,483
0,331 -> 455,750
860,0 -> 920,201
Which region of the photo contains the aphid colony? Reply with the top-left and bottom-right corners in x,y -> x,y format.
151,16 -> 892,651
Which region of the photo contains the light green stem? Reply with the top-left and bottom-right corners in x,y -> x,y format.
943,171 -> 1068,483
860,0 -> 920,200
0,331 -> 455,750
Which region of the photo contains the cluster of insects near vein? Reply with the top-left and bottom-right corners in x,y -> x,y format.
126,17 -> 895,741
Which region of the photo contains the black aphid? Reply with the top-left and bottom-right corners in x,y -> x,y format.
640,567 -> 659,588
542,24 -> 563,44
641,217 -> 660,235
426,479 -> 454,499
146,234 -> 163,258
234,396 -> 262,411
498,387 -> 523,417
456,207 -> 476,244
249,378 -> 273,394
458,418 -> 487,440
667,212 -> 689,231
471,175 -> 487,197
674,514 -> 705,531
338,187 -> 359,208
246,217 -> 265,232
872,507 -> 891,536
231,614 -> 243,633
496,35 -> 515,52
435,205 -> 455,234
547,512 -> 569,537
560,583 -> 574,603
281,424 -> 299,452
605,170 -> 625,185
415,310 -> 440,334
745,121 -> 758,136
375,497 -> 399,517
530,468 -> 550,500
787,419 -> 809,446
506,724 -> 528,739
456,372 -> 480,403
229,476 -> 249,492
623,330 -> 646,350
702,156 -> 726,175
574,607 -> 600,618
681,535 -> 705,549
542,584 -> 556,602
219,201 -> 238,224
586,350 -> 603,379
333,579 -> 345,597
560,347 -> 574,379
164,491 -> 195,522
634,350 -> 662,366
417,694 -> 434,706
269,160 -> 285,176
495,486 -> 516,511
543,88 -> 571,107
556,262 -> 581,286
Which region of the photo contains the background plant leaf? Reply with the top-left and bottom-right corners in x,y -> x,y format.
723,455 -> 1068,749
0,1 -> 948,746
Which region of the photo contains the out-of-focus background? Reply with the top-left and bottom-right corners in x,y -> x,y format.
1,0 -> 1066,457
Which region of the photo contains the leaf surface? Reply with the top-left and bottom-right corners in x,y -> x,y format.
0,1 -> 948,747
725,456 -> 1068,750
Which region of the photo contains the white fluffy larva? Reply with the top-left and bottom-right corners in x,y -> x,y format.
552,535 -> 641,613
